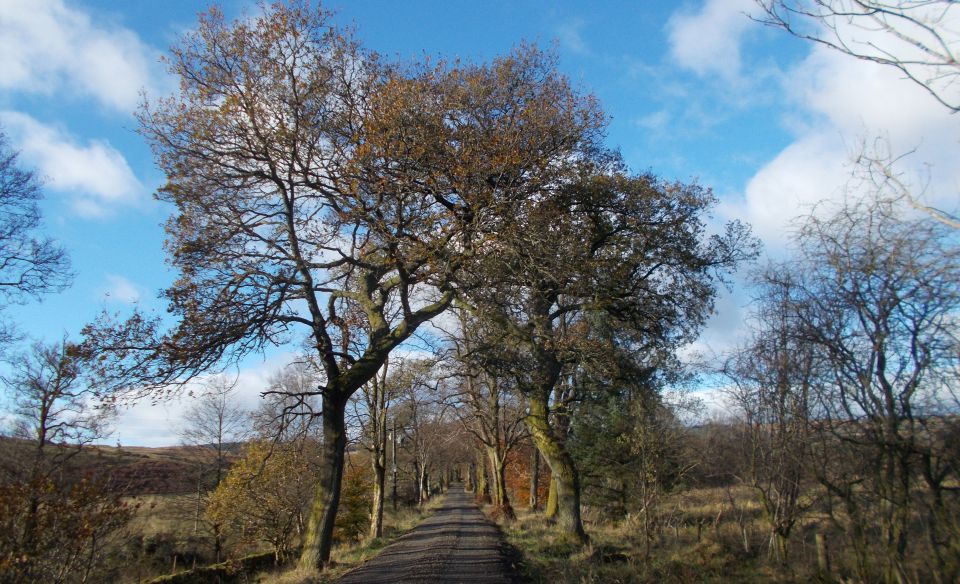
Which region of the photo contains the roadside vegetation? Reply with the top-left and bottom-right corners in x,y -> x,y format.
1,1 -> 958,583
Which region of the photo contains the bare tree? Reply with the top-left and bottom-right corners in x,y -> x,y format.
0,339 -> 127,584
0,130 -> 71,346
179,374 -> 249,562
753,1 -> 960,229
255,361 -> 322,443
4,339 -> 110,484
391,359 -> 458,507
350,360 -> 396,539
753,1 -> 960,112
764,193 -> 960,581
445,310 -> 528,519
723,277 -> 818,563
855,140 -> 960,229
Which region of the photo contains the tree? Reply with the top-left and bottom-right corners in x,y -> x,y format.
463,170 -> 758,541
393,359 -> 453,506
753,1 -> 960,229
763,193 -> 960,581
723,277 -> 818,563
855,140 -> 960,230
255,361 -> 322,442
0,130 -> 71,346
0,339 -> 129,584
568,357 -> 697,558
754,1 -> 960,112
0,476 -> 131,584
350,360 -> 395,539
179,374 -> 249,562
206,440 -> 317,563
82,3 -> 604,570
445,310 -> 528,520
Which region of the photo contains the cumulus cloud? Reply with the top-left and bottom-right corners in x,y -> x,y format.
726,43 -> 960,249
667,0 -> 756,79
0,0 -> 165,113
791,45 -> 960,144
0,111 -> 143,217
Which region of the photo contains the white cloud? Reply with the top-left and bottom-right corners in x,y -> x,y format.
728,131 -> 852,247
101,274 -> 141,304
691,386 -> 738,423
726,45 -> 960,249
634,110 -> 671,134
0,111 -> 143,217
107,352 -> 299,447
109,400 -> 181,447
557,19 -> 589,55
0,0 -> 165,113
791,45 -> 959,144
667,0 -> 756,79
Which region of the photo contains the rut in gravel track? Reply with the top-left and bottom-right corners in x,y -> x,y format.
335,484 -> 519,584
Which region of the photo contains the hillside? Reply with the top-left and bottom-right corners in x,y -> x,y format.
0,438 -> 241,495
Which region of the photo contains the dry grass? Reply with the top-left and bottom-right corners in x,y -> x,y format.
497,487 -> 822,584
125,494 -> 199,537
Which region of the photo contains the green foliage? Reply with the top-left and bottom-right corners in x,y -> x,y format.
570,390 -> 693,517
334,462 -> 373,544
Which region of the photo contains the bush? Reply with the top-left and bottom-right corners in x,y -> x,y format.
335,461 -> 372,543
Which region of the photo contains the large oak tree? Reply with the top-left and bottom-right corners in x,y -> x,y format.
463,170 -> 758,540
82,2 -> 604,569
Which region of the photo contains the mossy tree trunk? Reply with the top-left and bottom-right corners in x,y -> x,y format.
545,475 -> 558,518
298,393 -> 348,571
526,390 -> 586,542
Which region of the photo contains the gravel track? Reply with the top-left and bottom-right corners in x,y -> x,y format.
335,485 -> 517,584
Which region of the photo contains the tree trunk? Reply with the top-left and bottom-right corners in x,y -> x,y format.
297,394 -> 347,571
526,393 -> 587,542
369,450 -> 386,540
476,448 -> 491,503
419,468 -> 430,505
530,447 -> 540,510
466,462 -> 475,492
545,474 -> 558,518
488,447 -> 515,520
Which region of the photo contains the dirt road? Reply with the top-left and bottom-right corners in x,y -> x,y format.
335,485 -> 518,584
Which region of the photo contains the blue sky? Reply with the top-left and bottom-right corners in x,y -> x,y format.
1,0 -> 957,445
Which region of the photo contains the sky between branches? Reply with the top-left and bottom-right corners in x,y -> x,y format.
0,0 -> 957,445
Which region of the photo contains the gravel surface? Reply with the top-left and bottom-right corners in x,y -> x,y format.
335,485 -> 518,584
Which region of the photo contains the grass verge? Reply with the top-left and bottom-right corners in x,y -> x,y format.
497,505 -> 789,584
